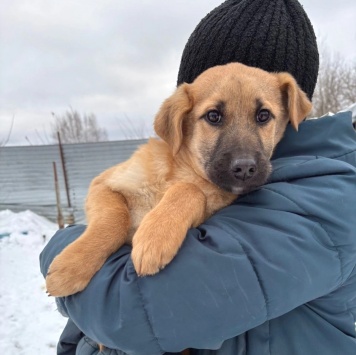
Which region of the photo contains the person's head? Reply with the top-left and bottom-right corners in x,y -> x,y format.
177,0 -> 319,101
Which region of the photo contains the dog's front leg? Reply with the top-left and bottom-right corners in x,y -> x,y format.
131,182 -> 207,276
46,173 -> 130,297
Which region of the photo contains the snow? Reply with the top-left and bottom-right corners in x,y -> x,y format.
0,210 -> 67,354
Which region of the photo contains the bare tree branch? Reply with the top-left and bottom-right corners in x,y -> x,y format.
115,114 -> 154,140
311,42 -> 356,117
51,108 -> 108,143
0,115 -> 15,147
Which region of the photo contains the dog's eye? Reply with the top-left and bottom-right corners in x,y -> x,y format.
205,110 -> 222,125
256,109 -> 271,124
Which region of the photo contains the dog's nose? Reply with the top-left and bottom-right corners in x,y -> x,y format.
231,159 -> 257,180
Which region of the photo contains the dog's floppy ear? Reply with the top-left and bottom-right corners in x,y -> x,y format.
276,73 -> 312,131
154,83 -> 192,155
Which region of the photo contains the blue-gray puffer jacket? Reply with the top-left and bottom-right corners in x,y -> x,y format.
40,112 -> 356,355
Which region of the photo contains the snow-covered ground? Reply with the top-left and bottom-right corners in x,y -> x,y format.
0,210 -> 67,354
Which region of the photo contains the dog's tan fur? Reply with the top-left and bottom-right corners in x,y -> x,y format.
46,63 -> 311,297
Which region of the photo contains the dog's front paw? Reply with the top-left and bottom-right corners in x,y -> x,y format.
131,221 -> 184,276
46,244 -> 98,297
131,237 -> 176,276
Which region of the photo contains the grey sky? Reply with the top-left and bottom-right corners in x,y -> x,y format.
1,0 -> 355,146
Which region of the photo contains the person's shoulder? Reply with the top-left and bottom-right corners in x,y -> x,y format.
273,110 -> 356,163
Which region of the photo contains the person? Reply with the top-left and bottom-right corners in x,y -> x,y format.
40,0 -> 356,354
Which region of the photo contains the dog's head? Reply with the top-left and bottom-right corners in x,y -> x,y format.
154,63 -> 312,194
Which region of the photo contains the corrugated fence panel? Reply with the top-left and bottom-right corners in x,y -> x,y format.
0,139 -> 147,224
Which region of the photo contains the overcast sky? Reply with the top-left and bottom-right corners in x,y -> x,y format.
1,0 -> 355,146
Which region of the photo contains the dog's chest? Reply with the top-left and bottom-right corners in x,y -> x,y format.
125,184 -> 164,242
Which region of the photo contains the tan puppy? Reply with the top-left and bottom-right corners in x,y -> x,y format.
46,62 -> 312,297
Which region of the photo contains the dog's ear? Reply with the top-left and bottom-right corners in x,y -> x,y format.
154,83 -> 192,155
276,73 -> 312,131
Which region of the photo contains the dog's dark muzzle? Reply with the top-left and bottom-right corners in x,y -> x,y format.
207,152 -> 271,195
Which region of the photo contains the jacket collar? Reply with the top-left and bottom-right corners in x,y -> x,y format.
272,111 -> 356,165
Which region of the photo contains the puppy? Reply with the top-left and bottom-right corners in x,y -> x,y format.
46,62 -> 311,297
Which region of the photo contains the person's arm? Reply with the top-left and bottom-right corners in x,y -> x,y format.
40,155 -> 356,355
56,319 -> 84,355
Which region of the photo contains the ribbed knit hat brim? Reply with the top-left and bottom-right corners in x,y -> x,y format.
177,0 -> 319,100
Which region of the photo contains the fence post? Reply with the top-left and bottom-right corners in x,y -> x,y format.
57,132 -> 75,224
53,162 -> 64,229
57,132 -> 71,207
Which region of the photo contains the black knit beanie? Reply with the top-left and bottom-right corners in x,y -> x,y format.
177,0 -> 319,100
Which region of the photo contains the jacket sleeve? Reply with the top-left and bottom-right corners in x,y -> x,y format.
39,156 -> 356,355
